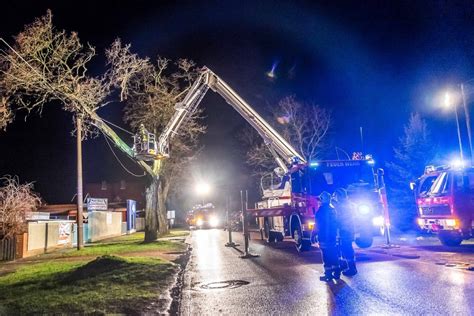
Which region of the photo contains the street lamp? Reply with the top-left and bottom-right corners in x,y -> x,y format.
444,91 -> 464,161
195,181 -> 211,204
460,84 -> 474,165
195,182 -> 211,195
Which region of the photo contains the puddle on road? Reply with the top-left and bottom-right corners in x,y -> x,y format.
199,280 -> 250,290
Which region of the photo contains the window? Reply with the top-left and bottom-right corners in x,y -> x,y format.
101,181 -> 107,191
419,175 -> 437,196
120,180 -> 126,190
429,172 -> 449,195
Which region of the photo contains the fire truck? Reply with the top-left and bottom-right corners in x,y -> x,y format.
255,157 -> 387,250
186,203 -> 220,229
137,67 -> 389,251
416,165 -> 474,246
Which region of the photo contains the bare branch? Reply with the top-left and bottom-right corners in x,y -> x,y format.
0,175 -> 41,240
106,40 -> 205,195
242,95 -> 331,177
0,10 -> 111,138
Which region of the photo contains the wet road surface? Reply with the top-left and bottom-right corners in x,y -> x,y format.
181,229 -> 474,315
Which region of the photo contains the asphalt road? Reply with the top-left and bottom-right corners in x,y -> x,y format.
181,229 -> 474,315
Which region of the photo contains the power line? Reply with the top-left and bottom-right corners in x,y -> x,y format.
101,117 -> 134,135
101,131 -> 146,177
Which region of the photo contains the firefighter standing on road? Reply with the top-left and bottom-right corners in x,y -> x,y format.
315,191 -> 341,281
333,188 -> 358,276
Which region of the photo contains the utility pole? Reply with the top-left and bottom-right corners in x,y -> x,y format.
76,115 -> 84,250
240,189 -> 259,259
225,195 -> 238,247
461,84 -> 474,165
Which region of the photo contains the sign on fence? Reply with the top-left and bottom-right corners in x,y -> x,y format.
167,210 -> 176,220
58,222 -> 72,245
87,198 -> 108,211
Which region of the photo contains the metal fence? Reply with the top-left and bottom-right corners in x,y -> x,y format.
0,237 -> 16,261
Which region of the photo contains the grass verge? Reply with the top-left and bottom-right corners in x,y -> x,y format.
48,231 -> 189,259
0,255 -> 176,314
0,231 -> 190,314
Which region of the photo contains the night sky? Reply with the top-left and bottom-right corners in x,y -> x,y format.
2,1 -> 474,207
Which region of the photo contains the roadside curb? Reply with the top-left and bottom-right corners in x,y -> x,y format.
168,234 -> 193,315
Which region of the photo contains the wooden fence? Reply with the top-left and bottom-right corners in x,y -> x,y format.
0,237 -> 16,261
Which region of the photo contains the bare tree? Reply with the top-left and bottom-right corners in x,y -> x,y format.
0,10 -> 110,137
243,96 -> 331,177
106,40 -> 205,241
0,176 -> 41,240
0,12 -> 159,241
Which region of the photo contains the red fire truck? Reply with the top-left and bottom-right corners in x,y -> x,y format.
186,203 -> 221,229
252,157 -> 387,250
416,165 -> 474,246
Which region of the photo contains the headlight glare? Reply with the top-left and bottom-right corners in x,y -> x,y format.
209,216 -> 219,227
445,219 -> 457,227
358,204 -> 371,215
372,216 -> 384,226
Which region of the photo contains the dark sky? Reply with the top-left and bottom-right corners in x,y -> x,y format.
2,1 -> 474,206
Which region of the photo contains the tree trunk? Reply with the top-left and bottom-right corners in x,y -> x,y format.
144,179 -> 159,242
144,177 -> 170,242
157,180 -> 169,235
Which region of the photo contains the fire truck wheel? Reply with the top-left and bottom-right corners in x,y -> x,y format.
267,231 -> 277,243
276,232 -> 284,242
438,231 -> 463,247
294,227 -> 311,252
263,218 -> 270,239
355,235 -> 373,248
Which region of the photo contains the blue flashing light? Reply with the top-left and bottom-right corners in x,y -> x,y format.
309,162 -> 319,167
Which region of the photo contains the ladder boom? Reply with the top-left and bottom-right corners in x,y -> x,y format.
157,67 -> 306,171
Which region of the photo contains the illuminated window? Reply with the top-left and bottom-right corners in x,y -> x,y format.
120,180 -> 126,190
101,181 -> 107,191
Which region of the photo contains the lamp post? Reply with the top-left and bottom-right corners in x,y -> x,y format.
461,84 -> 474,165
444,92 -> 464,161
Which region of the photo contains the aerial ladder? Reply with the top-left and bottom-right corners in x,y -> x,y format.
154,67 -> 306,173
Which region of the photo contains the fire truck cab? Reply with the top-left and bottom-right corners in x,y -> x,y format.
416,165 -> 474,246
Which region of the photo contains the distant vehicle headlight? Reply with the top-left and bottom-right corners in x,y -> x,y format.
357,204 -> 371,215
196,218 -> 204,227
209,216 -> 219,227
445,219 -> 457,227
372,216 -> 384,226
